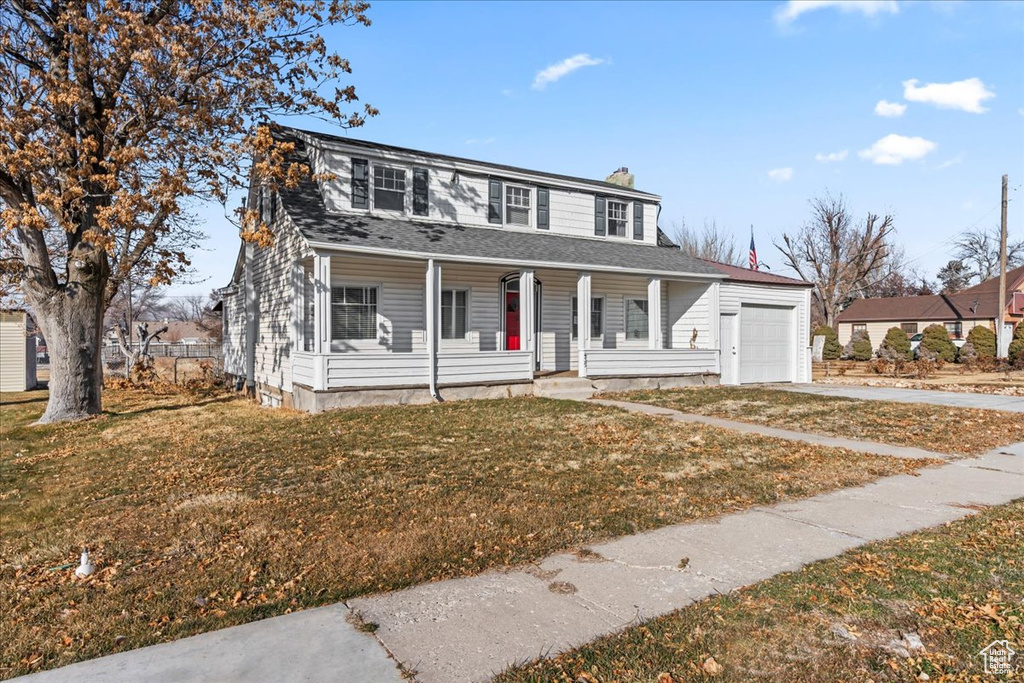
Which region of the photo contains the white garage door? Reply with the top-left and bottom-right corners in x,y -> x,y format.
739,304 -> 794,384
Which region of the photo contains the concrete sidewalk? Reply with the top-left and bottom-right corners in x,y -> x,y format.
780,383 -> 1024,412
592,398 -> 950,461
19,420 -> 1023,683
351,441 -> 1024,682
19,601 -> 404,683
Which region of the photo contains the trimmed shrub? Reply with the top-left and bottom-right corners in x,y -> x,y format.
843,329 -> 873,361
811,325 -> 841,360
919,324 -> 956,363
879,326 -> 912,362
965,325 -> 996,359
1009,324 -> 1024,366
957,341 -> 979,368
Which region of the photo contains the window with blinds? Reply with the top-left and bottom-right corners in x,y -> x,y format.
505,185 -> 531,226
441,289 -> 468,339
625,298 -> 649,340
331,286 -> 378,341
607,200 -> 628,236
373,166 -> 406,212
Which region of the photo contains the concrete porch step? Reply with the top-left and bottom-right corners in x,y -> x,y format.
533,376 -> 597,399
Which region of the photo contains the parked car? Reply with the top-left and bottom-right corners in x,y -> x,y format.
909,333 -> 923,353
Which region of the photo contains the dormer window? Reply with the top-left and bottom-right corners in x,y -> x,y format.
607,200 -> 628,237
373,166 -> 406,212
505,185 -> 532,227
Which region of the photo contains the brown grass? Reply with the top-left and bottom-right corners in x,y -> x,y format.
1,388 -> 935,678
496,499 -> 1024,682
608,386 -> 1024,455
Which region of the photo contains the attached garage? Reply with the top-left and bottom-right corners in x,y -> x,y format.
705,262 -> 814,386
739,304 -> 794,383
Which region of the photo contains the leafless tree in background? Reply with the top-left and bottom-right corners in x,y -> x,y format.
668,218 -> 743,266
953,226 -> 1024,283
775,193 -> 896,327
165,295 -> 209,322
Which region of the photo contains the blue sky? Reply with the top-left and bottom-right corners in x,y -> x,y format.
177,0 -> 1024,297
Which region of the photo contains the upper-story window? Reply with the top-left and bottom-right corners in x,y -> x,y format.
373,166 -> 406,212
506,186 -> 531,227
607,200 -> 628,237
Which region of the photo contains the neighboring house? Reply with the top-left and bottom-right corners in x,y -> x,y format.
0,309 -> 38,392
836,264 -> 1024,351
220,126 -> 813,410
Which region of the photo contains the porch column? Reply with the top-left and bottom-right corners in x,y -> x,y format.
647,277 -> 662,350
425,259 -> 441,398
518,269 -> 535,355
312,253 -> 331,390
577,271 -> 591,378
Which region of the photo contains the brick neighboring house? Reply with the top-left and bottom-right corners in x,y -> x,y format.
836,264 -> 1024,351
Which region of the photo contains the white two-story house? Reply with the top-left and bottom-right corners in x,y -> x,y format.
220,126 -> 812,411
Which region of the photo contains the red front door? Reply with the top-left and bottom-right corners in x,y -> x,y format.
505,292 -> 520,350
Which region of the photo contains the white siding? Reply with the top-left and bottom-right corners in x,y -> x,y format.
533,270 -> 670,372
329,253 -> 426,353
719,282 -> 812,384
667,281 -> 714,349
221,290 -> 246,377
250,219 -> 309,393
584,349 -> 718,377
311,144 -> 660,245
326,353 -> 429,388
0,312 -> 29,392
437,351 -> 532,385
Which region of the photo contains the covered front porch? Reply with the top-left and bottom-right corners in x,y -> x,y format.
289,250 -> 723,397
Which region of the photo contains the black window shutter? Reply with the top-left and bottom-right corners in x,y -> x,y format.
594,197 -> 606,236
413,168 -> 429,216
537,188 -> 549,230
351,158 -> 368,209
632,201 -> 644,240
488,178 -> 503,224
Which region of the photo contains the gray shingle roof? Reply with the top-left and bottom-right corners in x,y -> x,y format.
278,131 -> 721,279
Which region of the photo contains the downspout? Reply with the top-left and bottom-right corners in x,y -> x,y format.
426,258 -> 442,401
244,241 -> 256,395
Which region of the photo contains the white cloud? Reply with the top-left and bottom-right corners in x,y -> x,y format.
902,78 -> 994,113
874,100 -> 907,117
532,54 -> 606,90
774,0 -> 898,26
815,150 -> 848,162
934,154 -> 963,170
768,167 -> 794,182
858,134 -> 937,165
500,88 -> 514,98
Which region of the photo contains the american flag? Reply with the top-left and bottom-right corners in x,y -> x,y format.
749,227 -> 759,270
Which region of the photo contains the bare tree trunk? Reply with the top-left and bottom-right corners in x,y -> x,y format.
21,247 -> 109,424
31,287 -> 105,423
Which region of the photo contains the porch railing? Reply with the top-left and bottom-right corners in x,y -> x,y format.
291,350 -> 534,390
583,348 -> 719,378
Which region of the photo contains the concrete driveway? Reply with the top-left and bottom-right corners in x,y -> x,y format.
781,384 -> 1024,413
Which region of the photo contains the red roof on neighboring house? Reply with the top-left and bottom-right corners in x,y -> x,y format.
837,264 -> 1024,323
701,260 -> 813,288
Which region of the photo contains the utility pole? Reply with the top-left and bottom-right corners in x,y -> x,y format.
997,174 -> 1008,358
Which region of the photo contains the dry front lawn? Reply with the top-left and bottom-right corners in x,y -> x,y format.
497,499 -> 1024,682
609,386 -> 1024,455
1,388 -> 933,678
